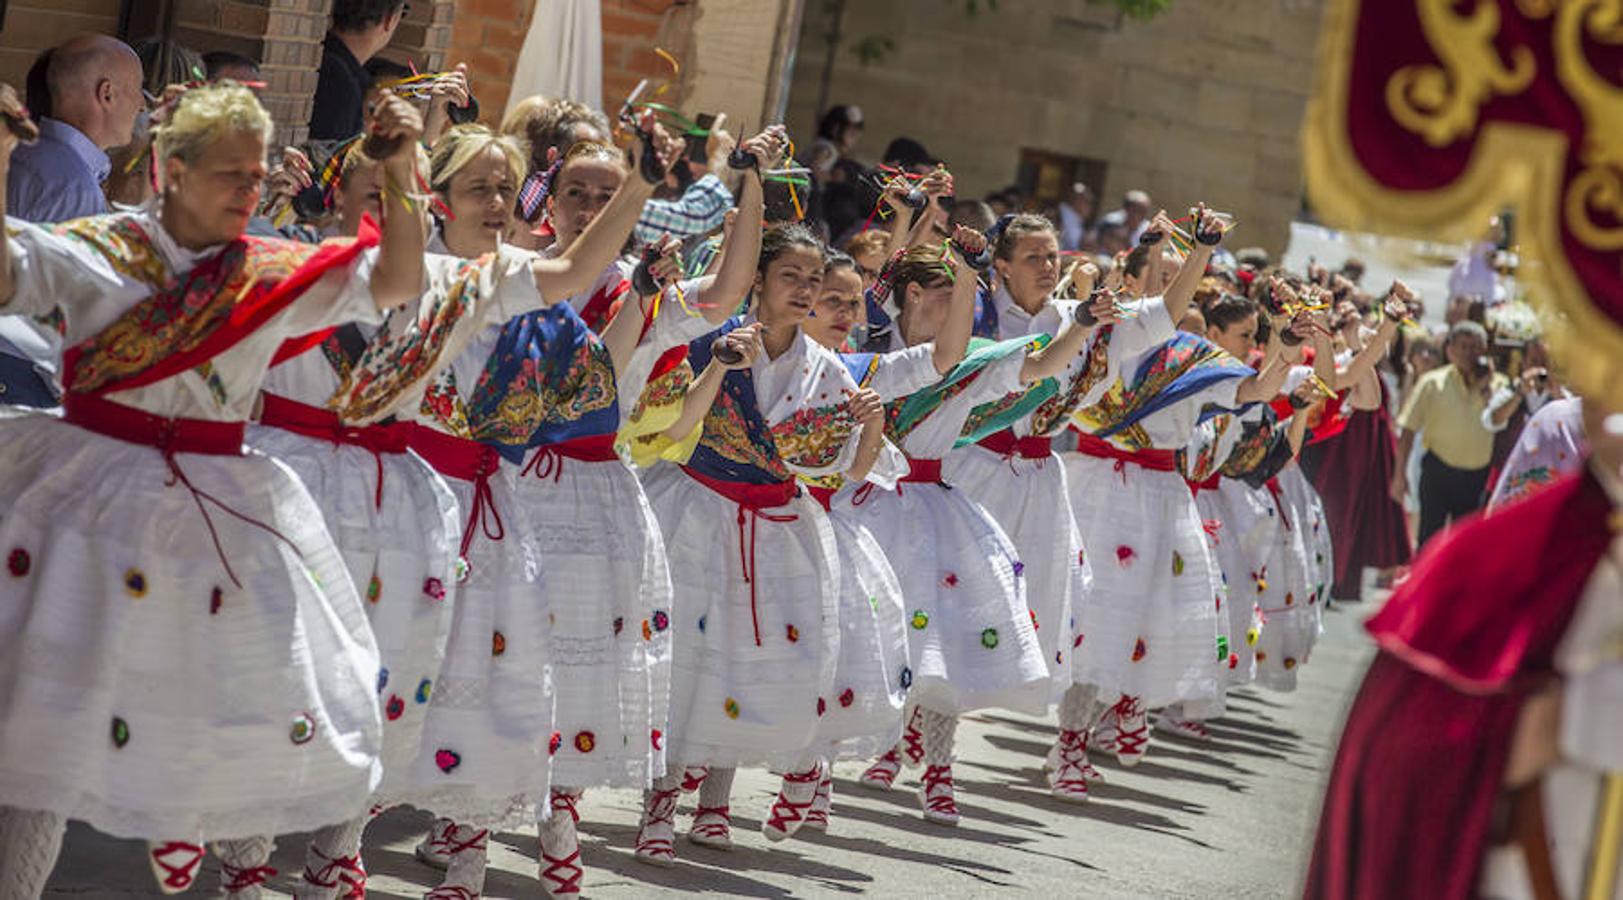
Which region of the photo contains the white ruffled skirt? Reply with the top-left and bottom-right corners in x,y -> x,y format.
248,425 -> 459,798
838,479 -> 1049,716
0,414 -> 382,841
1252,467 -> 1325,692
1064,454 -> 1225,710
507,453 -> 670,790
641,465 -> 838,771
1193,478 -> 1276,687
942,445 -> 1083,700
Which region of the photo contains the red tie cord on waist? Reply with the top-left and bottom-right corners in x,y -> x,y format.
64,394 -> 300,589
408,427 -> 507,558
681,467 -> 797,647
259,393 -> 412,510
518,433 -> 620,483
1073,431 -> 1177,484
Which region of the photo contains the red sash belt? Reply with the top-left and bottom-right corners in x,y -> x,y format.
518,432 -> 620,482
806,485 -> 836,512
1187,474 -> 1222,497
63,393 -> 296,588
977,429 -> 1053,460
409,426 -> 506,559
1074,431 -> 1177,482
848,456 -> 947,507
260,393 -> 415,510
681,466 -> 798,647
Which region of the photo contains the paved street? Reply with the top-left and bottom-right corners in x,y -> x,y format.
45,603 -> 1376,898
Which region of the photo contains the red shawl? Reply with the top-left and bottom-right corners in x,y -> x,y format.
1304,468 -> 1613,899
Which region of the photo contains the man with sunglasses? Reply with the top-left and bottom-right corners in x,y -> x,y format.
1,34 -> 144,409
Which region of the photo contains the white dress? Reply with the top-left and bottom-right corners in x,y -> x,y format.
1065,305 -> 1242,713
809,343 -> 941,759
0,211 -> 384,840
943,287 -> 1148,699
379,238 -> 559,828
498,264 -> 713,790
837,347 -> 1051,716
640,318 -> 907,770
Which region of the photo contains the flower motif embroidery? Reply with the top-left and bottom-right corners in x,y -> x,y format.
574,731 -> 596,753
613,617 -> 624,636
423,578 -> 446,601
651,729 -> 664,750
492,631 -> 506,656
1216,635 -> 1230,662
435,749 -> 461,773
1073,633 -> 1085,648
209,587 -> 223,615
838,688 -> 855,708
1283,657 -> 1297,670
1012,560 -> 1025,577
724,698 -> 741,719
642,619 -> 653,641
1256,650 -> 1269,663
1131,638 -> 1147,662
6,548 -> 28,577
1116,545 -> 1135,566
786,624 -> 800,643
697,615 -> 707,633
549,732 -> 562,755
415,679 -> 433,703
1284,592 -> 1295,607
1251,566 -> 1268,594
941,572 -> 959,587
377,668 -> 389,693
899,667 -> 913,689
290,713 -> 316,745
1227,653 -> 1239,670
652,610 -> 669,632
1055,650 -> 1063,666
454,558 -> 470,583
124,568 -> 147,597
980,628 -> 999,649
910,610 -> 930,630
816,697 -> 827,716
386,696 -> 404,721
1078,547 -> 1086,567
1245,626 -> 1260,647
1172,551 -> 1185,576
111,717 -> 130,748
1029,610 -> 1039,631
366,575 -> 381,603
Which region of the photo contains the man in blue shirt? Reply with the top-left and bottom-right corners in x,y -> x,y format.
1,34 -> 144,407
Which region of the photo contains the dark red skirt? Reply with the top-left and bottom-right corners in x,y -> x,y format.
1301,403 -> 1411,597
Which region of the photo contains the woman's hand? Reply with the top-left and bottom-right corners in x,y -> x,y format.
261,146 -> 314,215
0,84 -> 31,160
368,90 -> 425,175
847,387 -> 885,427
712,322 -> 764,370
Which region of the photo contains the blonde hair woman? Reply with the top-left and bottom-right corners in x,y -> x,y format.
0,81 -> 426,895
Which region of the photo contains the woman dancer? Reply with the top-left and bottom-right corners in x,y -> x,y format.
392,121 -> 679,898
849,246 -> 1114,821
0,83 -> 426,896
632,223 -> 909,864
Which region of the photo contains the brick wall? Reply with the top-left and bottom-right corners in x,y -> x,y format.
785,0 -> 1325,256
0,0 -> 123,90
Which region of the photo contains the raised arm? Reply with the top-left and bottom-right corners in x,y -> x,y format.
1020,272 -> 1111,383
369,92 -> 430,311
930,225 -> 986,375
600,236 -> 682,376
843,387 -> 886,483
690,127 -> 786,323
1333,284 -> 1408,390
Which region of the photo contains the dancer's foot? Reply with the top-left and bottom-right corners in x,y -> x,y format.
678,765 -> 709,793
802,769 -> 834,833
538,792 -> 583,896
1047,729 -> 1093,804
900,707 -> 926,767
687,805 -> 733,850
762,760 -> 825,842
1112,696 -> 1150,767
634,786 -> 679,867
147,841 -> 205,895
918,765 -> 960,826
414,817 -> 454,871
859,749 -> 901,791
1156,709 -> 1211,741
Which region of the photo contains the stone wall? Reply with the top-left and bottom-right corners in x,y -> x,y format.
783,0 -> 1325,255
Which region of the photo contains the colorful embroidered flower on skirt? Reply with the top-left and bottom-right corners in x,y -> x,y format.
816,697 -> 827,716
290,713 -> 316,745
1055,650 -> 1064,665
435,749 -> 461,773
1073,632 -> 1085,648
111,717 -> 130,748
415,678 -> 433,703
377,667 -> 389,692
123,568 -> 147,597
1011,560 -> 1025,577
1283,657 -> 1298,670
549,732 -> 562,755
6,548 -> 28,577
651,729 -> 664,750
980,628 -> 999,649
574,731 -> 596,753
1131,638 -> 1147,662
1172,551 -> 1185,576
613,616 -> 625,636
386,696 -> 405,721
1029,609 -> 1039,631
1216,635 -> 1230,662
423,577 -> 446,600
1284,591 -> 1295,606
786,623 -> 800,643
899,667 -> 913,689
1115,545 -> 1135,566
838,688 -> 855,708
941,572 -> 959,587
1228,653 -> 1240,669
910,610 -> 930,630
697,614 -> 708,633
366,575 -> 382,603
209,586 -> 223,615
1245,626 -> 1260,646
492,631 -> 506,656
1256,650 -> 1269,662
642,619 -> 653,641
724,698 -> 741,719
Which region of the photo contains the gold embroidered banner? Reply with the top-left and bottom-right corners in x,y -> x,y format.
1303,0 -> 1623,402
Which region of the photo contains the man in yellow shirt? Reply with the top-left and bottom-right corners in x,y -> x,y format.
1392,321 -> 1507,546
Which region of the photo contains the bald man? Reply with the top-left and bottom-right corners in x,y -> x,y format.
6,34 -> 144,224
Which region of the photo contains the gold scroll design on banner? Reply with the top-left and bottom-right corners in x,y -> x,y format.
1303,0 -> 1623,407
1553,0 -> 1623,249
1385,0 -> 1536,147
